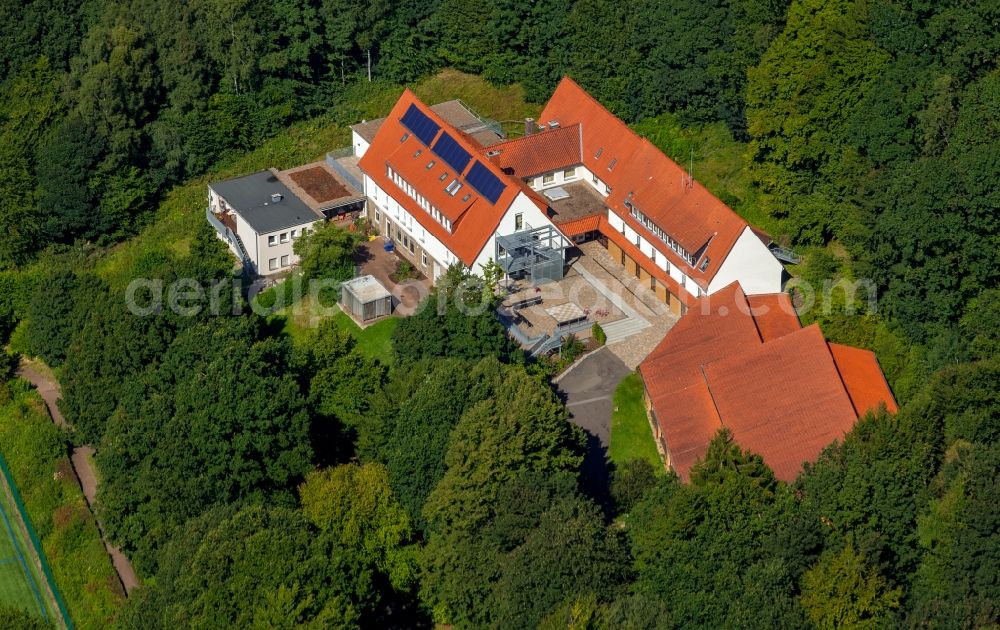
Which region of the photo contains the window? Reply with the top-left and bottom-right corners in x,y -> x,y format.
426,160 -> 435,169
515,213 -> 523,231
595,147 -> 603,158
438,172 -> 448,181
421,252 -> 428,267
650,277 -> 657,291
608,158 -> 618,171
375,209 -> 380,222
291,229 -> 298,239
461,193 -> 471,202
445,179 -> 462,195
563,167 -> 576,179
605,183 -> 612,194
635,234 -> 640,247
280,255 -> 289,267
400,132 -> 410,142
268,258 -> 278,270
280,232 -> 289,243
699,256 -> 711,271
268,235 -> 276,246
413,149 -> 422,157
651,250 -> 656,264
542,173 -> 554,185
592,173 -> 599,185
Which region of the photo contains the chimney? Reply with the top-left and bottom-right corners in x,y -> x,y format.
525,118 -> 537,135
271,193 -> 283,203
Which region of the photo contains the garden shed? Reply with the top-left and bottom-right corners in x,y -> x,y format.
340,275 -> 393,322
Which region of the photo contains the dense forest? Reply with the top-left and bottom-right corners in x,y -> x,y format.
1,0 -> 998,628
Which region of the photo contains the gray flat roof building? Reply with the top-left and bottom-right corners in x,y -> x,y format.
209,170 -> 324,234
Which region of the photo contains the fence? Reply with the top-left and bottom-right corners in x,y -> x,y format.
0,453 -> 73,630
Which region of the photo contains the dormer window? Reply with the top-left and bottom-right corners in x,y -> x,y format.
439,172 -> 448,181
699,256 -> 711,271
445,179 -> 462,196
426,160 -> 436,169
401,132 -> 410,142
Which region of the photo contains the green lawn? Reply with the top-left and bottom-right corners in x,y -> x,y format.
0,486 -> 50,622
272,292 -> 399,365
609,373 -> 663,472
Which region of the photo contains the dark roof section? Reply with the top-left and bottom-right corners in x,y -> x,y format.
210,170 -> 324,234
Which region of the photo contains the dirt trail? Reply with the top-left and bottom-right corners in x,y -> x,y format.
16,363 -> 140,595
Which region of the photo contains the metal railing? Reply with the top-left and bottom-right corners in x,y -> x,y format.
325,149 -> 364,192
770,245 -> 802,264
205,207 -> 252,268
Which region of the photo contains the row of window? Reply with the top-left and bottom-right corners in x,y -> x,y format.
541,167 -> 577,185
268,255 -> 291,271
267,228 -> 303,247
386,165 -> 453,232
626,202 -> 696,266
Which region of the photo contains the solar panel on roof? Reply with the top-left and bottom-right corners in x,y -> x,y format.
432,132 -> 471,173
400,104 -> 440,146
465,160 -> 507,204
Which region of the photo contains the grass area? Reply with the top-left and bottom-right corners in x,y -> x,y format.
609,373 -> 663,472
0,380 -> 124,629
632,113 -> 785,239
0,484 -> 50,623
271,291 -> 399,364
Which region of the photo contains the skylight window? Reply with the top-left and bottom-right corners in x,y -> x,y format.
461,193 -> 472,202
413,149 -> 422,157
439,172 -> 448,181
445,179 -> 463,196
595,147 -> 603,158
400,132 -> 410,142
608,158 -> 618,171
426,160 -> 436,169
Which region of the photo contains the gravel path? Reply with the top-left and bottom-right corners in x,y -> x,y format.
16,363 -> 140,595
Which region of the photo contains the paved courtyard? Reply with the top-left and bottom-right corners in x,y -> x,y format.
356,239 -> 431,315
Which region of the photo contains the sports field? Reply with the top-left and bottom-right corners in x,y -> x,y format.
0,480 -> 51,621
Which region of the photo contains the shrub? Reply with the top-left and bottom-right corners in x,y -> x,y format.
611,459 -> 658,514
561,334 -> 586,363
591,322 -> 607,346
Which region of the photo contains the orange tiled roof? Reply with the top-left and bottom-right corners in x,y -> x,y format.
540,77 -> 750,289
828,343 -> 899,416
483,124 -> 583,178
703,325 -> 860,482
747,293 -> 801,341
639,281 -> 897,483
357,90 -> 522,266
556,214 -> 601,236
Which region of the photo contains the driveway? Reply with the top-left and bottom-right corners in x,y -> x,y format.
554,347 -> 632,446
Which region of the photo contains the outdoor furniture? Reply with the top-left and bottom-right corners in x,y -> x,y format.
510,295 -> 543,311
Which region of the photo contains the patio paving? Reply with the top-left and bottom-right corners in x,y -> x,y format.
356,239 -> 431,315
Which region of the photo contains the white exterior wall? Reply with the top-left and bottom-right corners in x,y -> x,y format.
471,192 -> 558,272
607,208 -> 699,296
707,226 -> 784,295
364,174 -> 458,269
527,164 -> 583,191
352,130 -> 371,159
254,221 -> 318,276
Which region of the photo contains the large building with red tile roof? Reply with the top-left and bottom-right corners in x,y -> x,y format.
353,78 -> 784,305
639,281 -> 897,482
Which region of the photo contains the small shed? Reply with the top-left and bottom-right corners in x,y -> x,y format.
341,275 -> 393,322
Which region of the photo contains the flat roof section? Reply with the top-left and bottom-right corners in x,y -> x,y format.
276,162 -> 363,213
547,181 -> 607,226
210,171 -> 323,234
352,99 -> 504,147
342,275 -> 392,303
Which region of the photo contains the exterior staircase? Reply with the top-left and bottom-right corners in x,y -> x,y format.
602,316 -> 652,345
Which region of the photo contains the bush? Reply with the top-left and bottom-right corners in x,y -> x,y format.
561,333 -> 586,363
591,322 -> 607,346
390,259 -> 417,283
611,459 -> 659,514
0,350 -> 18,382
